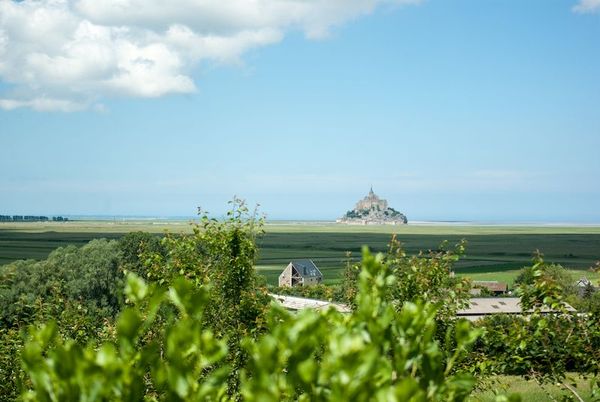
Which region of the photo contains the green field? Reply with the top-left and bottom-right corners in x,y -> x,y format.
469,375 -> 595,401
1,221 -> 600,286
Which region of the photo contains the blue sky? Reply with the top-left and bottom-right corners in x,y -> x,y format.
1,0 -> 600,221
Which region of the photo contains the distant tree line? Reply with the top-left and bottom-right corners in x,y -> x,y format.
0,215 -> 69,222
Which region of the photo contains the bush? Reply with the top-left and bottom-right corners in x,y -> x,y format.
21,249 -> 486,401
470,254 -> 600,400
0,239 -> 122,400
118,231 -> 166,279
268,283 -> 342,302
341,237 -> 471,332
0,239 -> 122,329
514,261 -> 575,297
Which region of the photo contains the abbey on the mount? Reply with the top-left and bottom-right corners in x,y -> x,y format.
337,187 -> 407,225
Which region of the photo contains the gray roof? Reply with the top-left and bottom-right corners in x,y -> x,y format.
268,295 -> 576,320
269,294 -> 351,313
290,259 -> 322,278
457,297 -> 576,321
458,298 -> 522,316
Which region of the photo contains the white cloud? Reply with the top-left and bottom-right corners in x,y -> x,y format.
0,0 -> 420,112
573,0 -> 600,13
0,97 -> 85,112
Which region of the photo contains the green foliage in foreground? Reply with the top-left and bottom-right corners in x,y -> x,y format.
22,276 -> 229,401
21,249 -> 487,401
243,250 -> 481,401
469,254 -> 600,401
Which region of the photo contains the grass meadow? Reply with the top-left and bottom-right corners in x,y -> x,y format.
469,375 -> 595,401
1,220 -> 599,286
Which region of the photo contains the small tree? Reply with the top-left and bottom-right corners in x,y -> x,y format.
341,236 -> 471,332
140,198 -> 270,394
118,231 -> 165,279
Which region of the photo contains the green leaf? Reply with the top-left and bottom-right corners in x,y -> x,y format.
124,273 -> 148,303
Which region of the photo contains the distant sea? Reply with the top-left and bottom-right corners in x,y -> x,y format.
61,216 -> 600,226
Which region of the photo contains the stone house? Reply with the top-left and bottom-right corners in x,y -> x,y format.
278,259 -> 323,287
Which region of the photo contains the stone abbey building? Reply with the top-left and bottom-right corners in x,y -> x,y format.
337,187 -> 407,225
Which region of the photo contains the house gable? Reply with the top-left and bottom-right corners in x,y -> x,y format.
278,259 -> 323,287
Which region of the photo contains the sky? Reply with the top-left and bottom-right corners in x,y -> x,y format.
1,0 -> 600,222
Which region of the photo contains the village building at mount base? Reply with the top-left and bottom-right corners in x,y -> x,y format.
337,187 -> 407,225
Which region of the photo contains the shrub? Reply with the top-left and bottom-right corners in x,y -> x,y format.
118,231 -> 166,279
0,239 -> 122,400
341,236 -> 471,332
21,248 -> 486,401
471,254 -> 600,401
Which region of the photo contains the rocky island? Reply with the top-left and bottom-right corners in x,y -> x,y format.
337,187 -> 407,225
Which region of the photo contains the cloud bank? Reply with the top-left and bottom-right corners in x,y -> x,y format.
573,0 -> 600,13
0,0 -> 420,111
